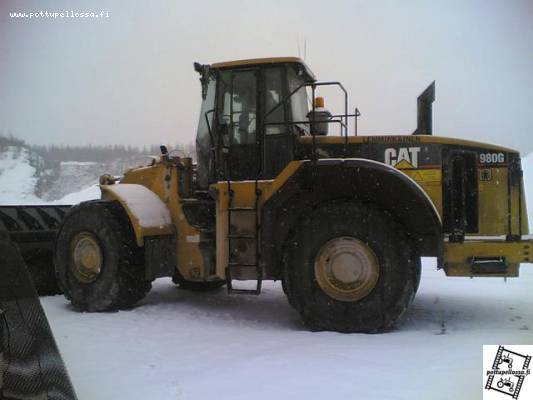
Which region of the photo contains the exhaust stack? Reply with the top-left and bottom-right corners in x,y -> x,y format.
412,81 -> 435,135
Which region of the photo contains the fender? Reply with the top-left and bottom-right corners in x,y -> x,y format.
261,158 -> 443,277
100,184 -> 174,246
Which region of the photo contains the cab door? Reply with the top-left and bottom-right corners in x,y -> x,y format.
262,66 -> 294,179
217,68 -> 259,181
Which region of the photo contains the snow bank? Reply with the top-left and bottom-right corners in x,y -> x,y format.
56,184 -> 101,204
0,147 -> 42,204
0,146 -> 102,205
60,161 -> 97,166
0,149 -> 101,205
41,161 -> 105,202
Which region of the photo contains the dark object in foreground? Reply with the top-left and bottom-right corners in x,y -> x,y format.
0,205 -> 71,295
0,232 -> 77,400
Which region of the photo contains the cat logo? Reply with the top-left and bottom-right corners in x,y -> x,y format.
384,147 -> 421,169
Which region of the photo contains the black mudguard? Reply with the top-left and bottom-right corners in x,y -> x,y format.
261,159 -> 443,278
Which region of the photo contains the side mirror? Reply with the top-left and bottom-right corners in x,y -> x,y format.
160,145 -> 169,161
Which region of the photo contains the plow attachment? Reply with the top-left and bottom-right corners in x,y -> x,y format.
0,232 -> 78,399
0,206 -> 71,295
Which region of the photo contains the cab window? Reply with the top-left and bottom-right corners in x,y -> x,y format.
195,75 -> 216,188
287,65 -> 310,134
218,70 -> 257,145
264,67 -> 286,135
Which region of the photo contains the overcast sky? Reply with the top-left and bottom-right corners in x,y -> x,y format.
1,0 -> 532,153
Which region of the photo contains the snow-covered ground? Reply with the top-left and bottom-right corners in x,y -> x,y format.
42,261 -> 533,400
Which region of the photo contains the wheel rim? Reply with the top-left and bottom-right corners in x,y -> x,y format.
314,236 -> 379,302
70,231 -> 103,283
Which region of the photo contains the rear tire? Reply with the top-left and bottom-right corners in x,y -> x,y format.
55,200 -> 151,312
283,201 -> 420,333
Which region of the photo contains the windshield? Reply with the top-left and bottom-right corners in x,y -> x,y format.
264,67 -> 286,135
195,74 -> 216,188
287,65 -> 310,133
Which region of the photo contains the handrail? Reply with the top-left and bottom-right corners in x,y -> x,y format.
263,81 -> 357,138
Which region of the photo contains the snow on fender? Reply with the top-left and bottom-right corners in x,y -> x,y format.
100,183 -> 174,246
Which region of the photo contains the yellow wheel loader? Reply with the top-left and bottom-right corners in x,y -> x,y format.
1,57 -> 531,332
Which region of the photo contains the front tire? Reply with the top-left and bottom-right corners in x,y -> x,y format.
283,201 -> 420,333
55,200 -> 151,311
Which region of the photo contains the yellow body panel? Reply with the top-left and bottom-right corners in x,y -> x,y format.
444,240 -> 532,277
100,184 -> 174,246
213,161 -> 303,279
401,168 -> 443,215
212,57 -> 303,69
106,133 -> 529,281
477,168 -> 509,235
118,159 -> 207,281
211,56 -> 316,80
299,135 -> 516,152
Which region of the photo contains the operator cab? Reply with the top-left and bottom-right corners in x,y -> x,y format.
194,57 -> 316,188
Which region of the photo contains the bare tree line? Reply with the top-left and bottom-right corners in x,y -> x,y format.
0,133 -> 195,163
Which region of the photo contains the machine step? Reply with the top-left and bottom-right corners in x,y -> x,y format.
225,263 -> 262,295
225,180 -> 262,295
228,234 -> 256,239
227,262 -> 257,267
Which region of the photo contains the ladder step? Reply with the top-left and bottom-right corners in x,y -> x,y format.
227,288 -> 261,295
225,182 -> 262,296
227,262 -> 257,268
228,234 -> 256,239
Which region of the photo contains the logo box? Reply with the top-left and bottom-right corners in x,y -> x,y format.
483,345 -> 532,400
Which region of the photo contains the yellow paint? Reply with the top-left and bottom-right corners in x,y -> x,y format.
512,180 -> 530,235
299,135 -> 517,153
100,185 -> 175,247
108,158 -> 207,281
300,134 -> 525,237
477,168 -> 507,235
443,239 -> 533,277
393,159 -> 415,169
401,169 -> 442,215
210,57 -> 316,81
213,161 -> 304,279
212,57 -> 303,69
94,132 -> 529,284
104,161 -> 303,281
